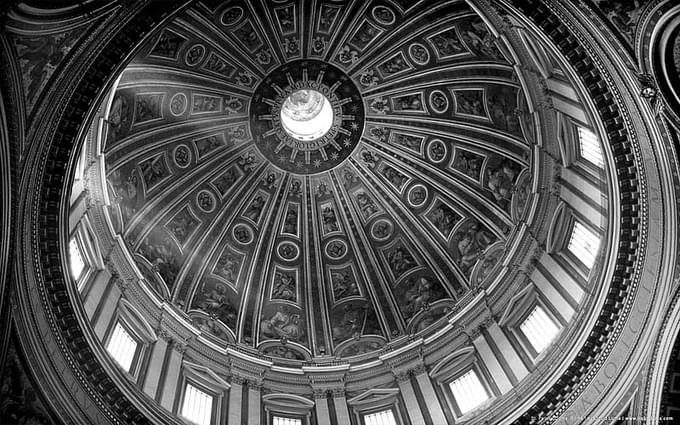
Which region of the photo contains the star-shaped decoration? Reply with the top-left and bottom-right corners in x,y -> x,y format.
343,138 -> 352,147
296,161 -> 303,168
278,155 -> 287,162
313,159 -> 322,168
350,122 -> 359,131
350,104 -> 359,112
330,152 -> 339,160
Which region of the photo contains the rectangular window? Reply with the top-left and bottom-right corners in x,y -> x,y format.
181,383 -> 213,425
567,221 -> 600,269
69,238 -> 86,281
363,410 -> 397,425
273,416 -> 303,425
449,370 -> 489,414
106,322 -> 138,372
520,305 -> 560,353
578,127 -> 603,167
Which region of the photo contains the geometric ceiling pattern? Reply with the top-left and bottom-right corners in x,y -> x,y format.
104,0 -> 534,362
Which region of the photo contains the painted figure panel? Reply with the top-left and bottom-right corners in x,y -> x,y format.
134,93 -> 164,124
166,206 -> 200,246
425,199 -> 462,239
271,269 -> 298,303
260,306 -> 306,342
192,281 -> 238,329
330,302 -> 382,344
428,27 -> 466,58
349,20 -> 382,50
384,242 -> 418,280
138,154 -> 170,191
150,29 -> 186,59
452,149 -> 485,181
329,265 -> 361,302
394,276 -> 446,321
451,219 -> 497,276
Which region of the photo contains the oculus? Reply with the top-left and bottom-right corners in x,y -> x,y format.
250,59 -> 365,174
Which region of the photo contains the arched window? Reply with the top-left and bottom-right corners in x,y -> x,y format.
272,416 -> 303,425
567,220 -> 600,270
519,305 -> 560,354
181,382 -> 214,425
105,321 -> 139,372
448,369 -> 489,414
577,126 -> 603,168
363,409 -> 398,425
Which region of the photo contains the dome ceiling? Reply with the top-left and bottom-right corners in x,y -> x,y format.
104,0 -> 534,362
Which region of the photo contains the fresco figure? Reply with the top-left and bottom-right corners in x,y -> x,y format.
321,204 -> 339,233
271,271 -> 297,302
355,190 -> 379,219
139,156 -> 168,189
243,195 -> 266,223
386,245 -> 417,279
332,304 -> 365,342
332,271 -> 360,300
452,220 -> 496,275
261,306 -> 304,341
282,206 -> 298,234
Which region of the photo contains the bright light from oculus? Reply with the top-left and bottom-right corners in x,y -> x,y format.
280,89 -> 333,141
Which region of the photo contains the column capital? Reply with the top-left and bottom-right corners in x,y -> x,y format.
312,388 -> 328,399
330,388 -> 346,398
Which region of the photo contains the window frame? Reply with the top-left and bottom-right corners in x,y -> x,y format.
69,216 -> 104,295
175,362 -> 230,425
347,389 -> 404,425
429,348 -> 496,419
103,299 -> 157,382
104,320 -> 141,374
556,114 -> 605,185
499,284 -> 565,364
447,369 -> 491,415
518,304 -> 561,356
546,202 -> 601,280
361,407 -> 400,425
271,414 -> 304,425
179,381 -> 217,425
262,393 -> 315,425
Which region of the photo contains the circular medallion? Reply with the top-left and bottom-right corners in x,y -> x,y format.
372,6 -> 395,25
429,90 -> 449,114
196,190 -> 216,213
407,184 -> 428,207
325,239 -> 348,259
277,241 -> 300,261
221,6 -> 243,26
185,44 -> 206,66
173,144 -> 191,168
233,224 -> 254,245
250,59 -> 365,174
170,93 -> 188,116
408,43 -> 430,65
426,139 -> 447,163
371,219 -> 393,241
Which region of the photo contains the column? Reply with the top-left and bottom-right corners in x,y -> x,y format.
395,372 -> 426,425
92,278 -> 122,339
313,390 -> 331,425
412,366 -> 447,425
228,376 -> 244,425
247,381 -> 262,425
159,342 -> 185,411
485,322 -> 529,382
331,388 -> 351,425
82,268 -> 112,319
142,332 -> 169,398
472,333 -> 513,394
